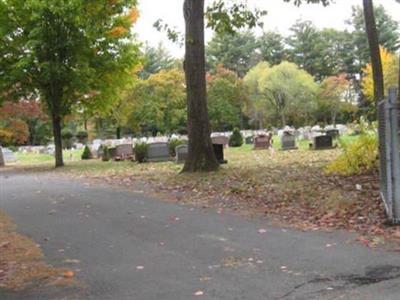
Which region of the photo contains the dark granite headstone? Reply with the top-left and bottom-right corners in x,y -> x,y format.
281,132 -> 297,150
326,129 -> 340,139
245,136 -> 254,145
312,135 -> 334,150
213,144 -> 227,164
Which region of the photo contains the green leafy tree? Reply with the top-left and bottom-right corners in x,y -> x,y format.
0,0 -> 140,167
207,65 -> 248,131
243,62 -> 270,129
246,61 -> 318,127
129,69 -> 186,135
316,74 -> 357,125
259,32 -> 287,66
206,31 -> 259,77
286,20 -> 329,79
139,43 -> 178,79
347,4 -> 400,71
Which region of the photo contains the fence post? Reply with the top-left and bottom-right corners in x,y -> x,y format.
388,87 -> 400,223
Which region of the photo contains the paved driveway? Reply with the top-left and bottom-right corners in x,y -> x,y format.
1,170 -> 400,299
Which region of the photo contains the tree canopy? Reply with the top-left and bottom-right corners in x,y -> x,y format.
0,0 -> 141,166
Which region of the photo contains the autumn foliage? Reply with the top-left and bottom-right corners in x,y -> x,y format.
362,46 -> 399,102
0,100 -> 47,146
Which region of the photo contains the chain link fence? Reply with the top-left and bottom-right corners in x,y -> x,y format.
378,87 -> 400,224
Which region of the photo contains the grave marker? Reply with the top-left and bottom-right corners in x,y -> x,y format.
115,144 -> 134,161
281,132 -> 298,150
175,144 -> 188,163
311,135 -> 334,150
147,142 -> 170,162
254,133 -> 272,150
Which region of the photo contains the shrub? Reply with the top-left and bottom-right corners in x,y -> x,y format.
61,128 -> 74,149
134,142 -> 148,163
325,132 -> 378,176
168,139 -> 186,157
81,145 -> 93,160
229,128 -> 243,147
101,146 -> 110,162
76,130 -> 88,144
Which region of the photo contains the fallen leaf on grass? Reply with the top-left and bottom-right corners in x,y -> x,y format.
63,270 -> 74,278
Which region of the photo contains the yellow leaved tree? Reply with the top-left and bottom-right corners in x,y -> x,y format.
362,47 -> 399,102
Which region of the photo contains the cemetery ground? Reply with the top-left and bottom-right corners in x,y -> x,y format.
2,138 -> 400,299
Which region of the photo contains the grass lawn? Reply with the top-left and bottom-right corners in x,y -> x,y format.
15,149 -> 82,165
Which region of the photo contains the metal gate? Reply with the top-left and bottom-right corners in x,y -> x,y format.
378,87 -> 400,224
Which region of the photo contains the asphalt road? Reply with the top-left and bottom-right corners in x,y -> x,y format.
1,169 -> 400,300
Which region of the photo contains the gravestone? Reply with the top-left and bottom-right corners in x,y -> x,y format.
211,136 -> 229,148
254,133 -> 272,150
97,145 -> 104,159
281,132 -> 298,150
245,136 -> 254,145
108,147 -> 117,159
326,129 -> 340,139
213,144 -> 227,164
115,144 -> 133,161
311,135 -> 334,150
147,142 -> 170,162
175,144 -> 188,163
0,147 -> 4,167
2,148 -> 17,163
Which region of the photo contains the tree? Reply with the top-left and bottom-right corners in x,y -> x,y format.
207,65 -> 248,131
317,74 -> 356,125
139,43 -> 178,79
0,99 -> 49,145
206,31 -> 259,77
129,69 -> 186,135
245,61 -> 318,127
181,0 -> 330,172
243,62 -> 270,129
286,20 -> 330,79
347,4 -> 400,71
260,62 -> 318,127
259,32 -> 287,66
0,0 -> 140,167
362,47 -> 399,102
362,0 -> 384,105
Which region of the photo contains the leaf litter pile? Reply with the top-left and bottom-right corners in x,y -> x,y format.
64,147 -> 400,248
0,210 -> 75,290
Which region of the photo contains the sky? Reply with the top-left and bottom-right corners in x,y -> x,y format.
134,0 -> 400,58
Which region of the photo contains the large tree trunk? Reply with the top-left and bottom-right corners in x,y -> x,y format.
363,0 -> 384,105
182,0 -> 219,172
52,113 -> 64,167
116,126 -> 121,139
